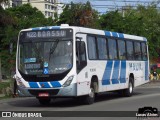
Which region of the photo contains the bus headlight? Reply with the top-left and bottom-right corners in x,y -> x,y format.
16,76 -> 26,88
63,76 -> 74,87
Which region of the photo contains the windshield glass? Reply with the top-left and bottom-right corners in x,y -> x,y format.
18,39 -> 73,75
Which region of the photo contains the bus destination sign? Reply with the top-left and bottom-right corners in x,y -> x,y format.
26,30 -> 66,38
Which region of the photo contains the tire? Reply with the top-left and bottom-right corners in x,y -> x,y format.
84,83 -> 95,105
38,97 -> 51,105
124,78 -> 134,97
117,90 -> 124,97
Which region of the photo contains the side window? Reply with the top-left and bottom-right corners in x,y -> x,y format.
134,42 -> 142,60
80,42 -> 87,62
87,36 -> 97,59
19,44 -> 24,69
108,39 -> 118,59
97,37 -> 108,59
118,40 -> 126,60
126,41 -> 134,60
141,42 -> 148,60
76,41 -> 87,72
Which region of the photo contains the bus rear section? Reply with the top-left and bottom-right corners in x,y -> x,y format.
76,30 -> 149,102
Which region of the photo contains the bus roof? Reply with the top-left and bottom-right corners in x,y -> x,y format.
21,25 -> 147,42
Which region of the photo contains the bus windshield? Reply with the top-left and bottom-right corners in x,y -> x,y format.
18,39 -> 73,75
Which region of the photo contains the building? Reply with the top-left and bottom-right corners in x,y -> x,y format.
1,0 -> 64,19
1,0 -> 12,9
22,0 -> 62,19
1,0 -> 23,9
57,3 -> 64,18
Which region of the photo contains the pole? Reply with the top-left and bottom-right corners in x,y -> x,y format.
0,57 -> 2,81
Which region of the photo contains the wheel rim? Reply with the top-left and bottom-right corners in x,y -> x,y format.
129,82 -> 133,93
89,88 -> 94,98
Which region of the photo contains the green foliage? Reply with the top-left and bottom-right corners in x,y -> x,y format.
156,69 -> 160,74
58,1 -> 100,28
99,4 -> 160,59
0,4 -> 55,76
0,81 -> 11,93
1,1 -> 160,77
7,4 -> 54,29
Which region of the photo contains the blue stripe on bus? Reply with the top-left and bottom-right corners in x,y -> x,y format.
29,81 -> 61,88
32,26 -> 60,31
32,28 -> 40,30
39,82 -> 50,88
104,31 -> 111,37
112,61 -> 120,84
118,33 -> 124,39
51,26 -> 60,29
104,31 -> 124,39
145,61 -> 149,80
120,61 -> 126,83
102,61 -> 113,85
29,82 -> 39,88
112,32 -> 118,38
41,27 -> 50,30
50,81 -> 61,87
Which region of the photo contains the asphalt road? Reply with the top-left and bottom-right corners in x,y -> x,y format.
0,82 -> 160,120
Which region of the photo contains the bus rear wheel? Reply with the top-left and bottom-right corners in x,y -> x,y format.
124,79 -> 134,97
37,97 -> 51,105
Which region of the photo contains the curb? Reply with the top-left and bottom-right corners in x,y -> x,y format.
137,86 -> 160,88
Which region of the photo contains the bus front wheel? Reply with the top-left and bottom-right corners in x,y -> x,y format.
84,83 -> 95,105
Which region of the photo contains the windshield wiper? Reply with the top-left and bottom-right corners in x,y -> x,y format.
49,39 -> 59,61
29,40 -> 42,62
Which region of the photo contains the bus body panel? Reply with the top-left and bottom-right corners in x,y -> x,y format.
16,25 -> 149,98
75,29 -> 149,95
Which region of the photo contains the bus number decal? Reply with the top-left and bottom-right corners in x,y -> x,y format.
27,32 -> 36,38
90,68 -> 96,72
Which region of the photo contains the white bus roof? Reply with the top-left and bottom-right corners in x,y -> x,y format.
21,25 -> 147,42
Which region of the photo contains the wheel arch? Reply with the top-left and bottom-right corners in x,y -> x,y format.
129,73 -> 134,87
91,75 -> 99,93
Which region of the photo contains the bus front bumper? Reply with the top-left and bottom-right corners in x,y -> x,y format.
17,83 -> 77,97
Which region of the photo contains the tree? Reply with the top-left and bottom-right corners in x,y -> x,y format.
58,1 -> 100,28
7,4 -> 54,29
0,4 -> 55,78
99,4 -> 160,60
0,1 -> 16,80
135,5 -> 160,60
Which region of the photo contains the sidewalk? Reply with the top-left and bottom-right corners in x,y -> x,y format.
139,80 -> 160,88
0,79 -> 12,99
0,94 -> 5,98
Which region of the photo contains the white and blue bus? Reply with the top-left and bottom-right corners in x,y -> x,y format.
15,24 -> 149,105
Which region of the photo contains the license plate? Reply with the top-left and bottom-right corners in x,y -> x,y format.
38,93 -> 49,97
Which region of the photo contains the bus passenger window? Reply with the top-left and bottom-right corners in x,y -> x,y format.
87,36 -> 97,59
118,40 -> 126,60
108,39 -> 118,60
141,42 -> 147,60
134,42 -> 142,60
97,37 -> 108,59
126,41 -> 134,60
